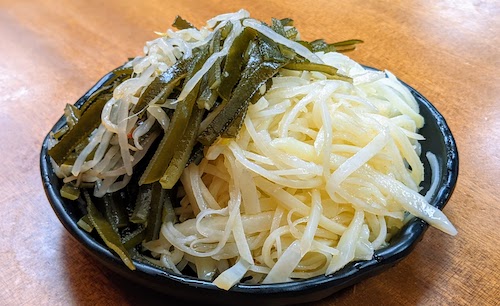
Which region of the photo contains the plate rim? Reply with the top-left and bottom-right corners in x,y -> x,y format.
39,65 -> 459,303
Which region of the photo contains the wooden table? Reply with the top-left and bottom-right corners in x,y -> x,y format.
1,0 -> 498,305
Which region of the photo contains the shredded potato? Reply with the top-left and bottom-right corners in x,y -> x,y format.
146,51 -> 456,288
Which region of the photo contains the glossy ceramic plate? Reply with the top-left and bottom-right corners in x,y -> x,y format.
40,67 -> 458,306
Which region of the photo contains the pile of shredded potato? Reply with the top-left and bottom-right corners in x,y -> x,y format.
141,20 -> 456,288
50,10 -> 456,289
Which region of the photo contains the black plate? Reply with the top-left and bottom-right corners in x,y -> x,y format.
40,67 -> 458,306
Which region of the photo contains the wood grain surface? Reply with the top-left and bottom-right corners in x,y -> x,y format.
1,0 -> 499,305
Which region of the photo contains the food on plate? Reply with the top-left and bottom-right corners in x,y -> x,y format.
47,10 -> 456,289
